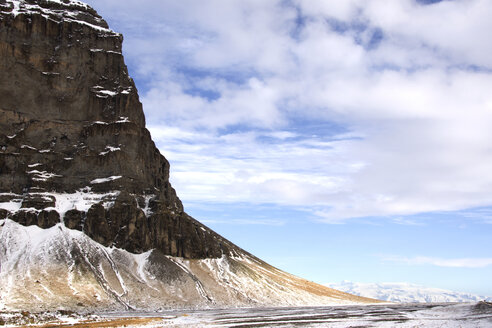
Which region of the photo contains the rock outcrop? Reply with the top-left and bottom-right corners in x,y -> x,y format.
0,0 -> 235,259
0,0 -> 378,310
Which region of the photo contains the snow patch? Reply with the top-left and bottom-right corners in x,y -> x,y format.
134,250 -> 152,283
21,145 -> 36,150
90,117 -> 131,126
327,281 -> 492,303
27,170 -> 62,181
96,90 -> 117,97
115,116 -> 130,123
0,190 -> 120,218
5,0 -> 116,34
51,190 -> 120,216
90,49 -> 122,55
65,18 -> 113,33
40,0 -> 89,9
11,0 -> 20,16
137,195 -> 154,217
90,176 -> 122,184
0,199 -> 22,212
42,72 -> 60,76
99,146 -> 121,156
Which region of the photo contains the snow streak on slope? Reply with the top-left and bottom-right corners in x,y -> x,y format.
4,0 -> 115,34
0,219 -> 374,311
327,281 -> 492,303
0,190 -> 120,219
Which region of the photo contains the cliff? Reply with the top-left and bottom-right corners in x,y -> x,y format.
0,0 -> 235,259
0,0 -> 377,311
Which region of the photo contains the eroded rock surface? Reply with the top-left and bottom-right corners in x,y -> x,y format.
0,0 -> 235,258
0,0 -> 379,311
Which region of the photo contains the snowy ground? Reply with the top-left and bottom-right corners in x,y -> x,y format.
134,303 -> 492,327
3,302 -> 487,327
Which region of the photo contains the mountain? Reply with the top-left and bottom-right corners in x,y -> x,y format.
327,281 -> 492,303
0,0 -> 377,311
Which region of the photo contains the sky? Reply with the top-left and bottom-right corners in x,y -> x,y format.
84,0 -> 492,297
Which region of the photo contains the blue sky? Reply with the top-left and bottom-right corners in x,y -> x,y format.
84,0 -> 492,297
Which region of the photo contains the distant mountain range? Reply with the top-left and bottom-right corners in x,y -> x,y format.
327,281 -> 492,303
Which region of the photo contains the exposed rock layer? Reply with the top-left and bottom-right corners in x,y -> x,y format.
0,0 -> 379,310
0,0 -> 236,258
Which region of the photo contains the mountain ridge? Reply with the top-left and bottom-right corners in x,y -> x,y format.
327,281 -> 492,303
0,0 -> 238,259
0,0 -> 378,310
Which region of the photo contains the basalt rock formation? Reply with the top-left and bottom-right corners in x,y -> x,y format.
0,0 -> 234,259
0,0 -> 377,311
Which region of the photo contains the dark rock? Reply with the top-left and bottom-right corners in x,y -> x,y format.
21,195 -> 56,210
10,208 -> 59,228
84,203 -> 111,246
0,0 -> 242,259
63,209 -> 84,230
0,194 -> 17,202
474,301 -> 492,312
37,209 -> 59,228
12,210 -> 39,226
107,193 -> 150,253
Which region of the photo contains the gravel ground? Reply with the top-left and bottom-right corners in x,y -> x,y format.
2,302 -> 491,327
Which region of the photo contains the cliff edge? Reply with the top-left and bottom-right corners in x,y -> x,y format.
0,0 -> 378,311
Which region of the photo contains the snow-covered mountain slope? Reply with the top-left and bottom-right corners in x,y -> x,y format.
0,0 -> 380,310
0,219 -> 375,311
327,281 -> 492,303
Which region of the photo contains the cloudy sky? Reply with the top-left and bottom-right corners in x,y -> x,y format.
84,0 -> 492,296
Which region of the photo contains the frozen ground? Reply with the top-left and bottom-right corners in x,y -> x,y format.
102,302 -> 491,327
1,302 -> 491,327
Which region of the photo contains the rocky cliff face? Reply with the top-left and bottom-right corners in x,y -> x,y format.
0,0 -> 377,310
0,0 -> 236,259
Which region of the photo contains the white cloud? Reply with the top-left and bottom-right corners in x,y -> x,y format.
391,217 -> 426,226
144,76 -> 285,129
457,208 -> 492,225
148,126 -> 355,206
86,0 -> 492,222
384,256 -> 492,268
